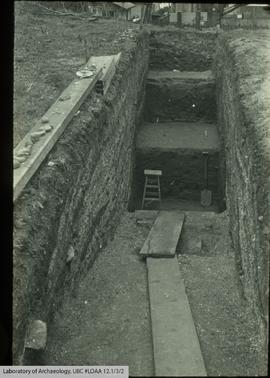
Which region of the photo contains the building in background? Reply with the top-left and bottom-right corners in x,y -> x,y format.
88,2 -> 159,21
152,3 -> 161,12
223,3 -> 269,18
88,2 -> 136,20
128,2 -> 144,20
170,3 -> 225,12
111,2 -> 136,20
169,3 -> 226,27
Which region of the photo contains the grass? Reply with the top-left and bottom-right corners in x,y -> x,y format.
14,1 -> 138,147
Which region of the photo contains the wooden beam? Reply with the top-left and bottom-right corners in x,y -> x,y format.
140,211 -> 185,257
147,257 -> 207,376
13,54 -> 121,202
14,66 -> 101,201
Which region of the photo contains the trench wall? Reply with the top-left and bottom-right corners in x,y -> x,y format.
135,28 -> 219,205
13,32 -> 149,364
149,28 -> 217,71
144,76 -> 216,122
214,30 -> 270,328
135,151 -> 219,202
145,28 -> 218,124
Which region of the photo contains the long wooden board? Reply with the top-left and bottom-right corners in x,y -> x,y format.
147,257 -> 207,377
13,54 -> 121,202
139,211 -> 185,257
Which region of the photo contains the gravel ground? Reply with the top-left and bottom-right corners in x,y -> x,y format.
41,212 -> 154,377
35,210 -> 267,376
178,211 -> 267,376
179,255 -> 266,376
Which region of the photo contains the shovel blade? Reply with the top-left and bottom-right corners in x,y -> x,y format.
201,189 -> 212,207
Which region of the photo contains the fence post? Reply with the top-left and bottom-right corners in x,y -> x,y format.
195,11 -> 201,29
177,12 -> 182,27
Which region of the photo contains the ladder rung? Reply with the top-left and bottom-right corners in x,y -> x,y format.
142,170 -> 161,210
145,191 -> 160,197
144,169 -> 162,176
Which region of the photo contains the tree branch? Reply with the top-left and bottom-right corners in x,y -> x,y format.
34,3 -> 87,19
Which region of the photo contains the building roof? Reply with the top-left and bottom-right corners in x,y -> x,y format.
113,2 -> 136,10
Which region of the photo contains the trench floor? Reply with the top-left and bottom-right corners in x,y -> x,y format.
160,198 -> 218,212
134,198 -> 219,212
136,121 -> 220,151
42,212 -> 154,376
147,70 -> 214,81
42,211 -> 266,376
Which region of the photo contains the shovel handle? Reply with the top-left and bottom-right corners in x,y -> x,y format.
203,152 -> 209,188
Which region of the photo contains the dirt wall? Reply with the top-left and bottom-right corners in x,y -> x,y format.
149,28 -> 217,71
214,30 -> 270,333
135,150 -> 219,203
144,76 -> 216,122
13,32 -> 149,364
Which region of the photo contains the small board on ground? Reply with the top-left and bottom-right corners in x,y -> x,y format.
139,211 -> 185,257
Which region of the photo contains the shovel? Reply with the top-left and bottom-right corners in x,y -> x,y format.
201,151 -> 212,207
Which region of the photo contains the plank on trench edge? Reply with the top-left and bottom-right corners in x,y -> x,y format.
13,54 -> 120,202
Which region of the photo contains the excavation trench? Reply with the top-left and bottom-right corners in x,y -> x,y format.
13,28 -> 268,375
131,33 -> 224,213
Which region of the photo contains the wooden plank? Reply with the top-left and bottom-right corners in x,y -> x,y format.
91,54 -> 120,94
13,66 -> 101,201
136,219 -> 155,225
140,211 -> 185,257
144,169 -> 162,176
13,54 -> 120,202
147,257 -> 207,377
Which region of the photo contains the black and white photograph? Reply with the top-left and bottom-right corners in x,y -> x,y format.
8,1 -> 270,376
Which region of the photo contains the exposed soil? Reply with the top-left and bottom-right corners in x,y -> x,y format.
133,198 -> 219,213
39,213 -> 154,377
34,210 -> 266,376
13,22 -> 149,364
13,3 -> 268,374
147,70 -> 214,80
136,121 -> 219,151
215,30 -> 270,324
179,254 -> 266,376
14,1 -> 139,147
177,211 -> 267,376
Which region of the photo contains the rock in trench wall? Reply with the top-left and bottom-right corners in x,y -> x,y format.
214,30 -> 270,339
13,31 -> 149,364
149,28 -> 217,71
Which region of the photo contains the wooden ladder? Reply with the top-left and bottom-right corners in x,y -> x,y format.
141,169 -> 162,210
